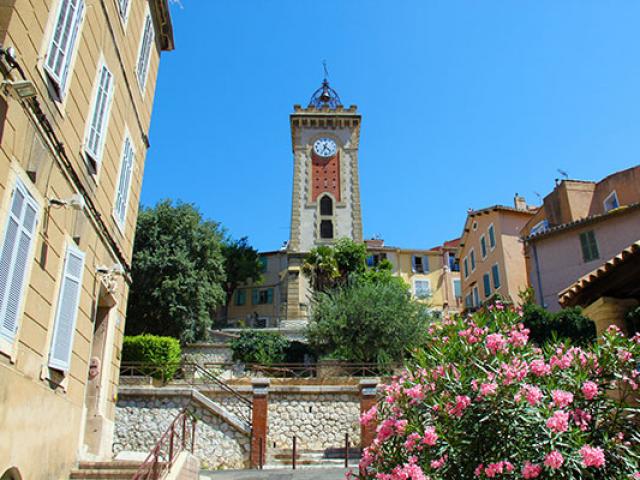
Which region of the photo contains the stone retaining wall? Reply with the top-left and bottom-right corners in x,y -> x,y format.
114,395 -> 250,469
268,392 -> 360,450
182,343 -> 233,365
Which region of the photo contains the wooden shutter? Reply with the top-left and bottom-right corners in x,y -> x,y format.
0,181 -> 39,343
422,256 -> 430,272
266,288 -> 274,304
49,244 -> 85,371
85,65 -> 114,162
251,289 -> 258,305
114,136 -> 134,227
137,14 -> 155,90
45,0 -> 85,93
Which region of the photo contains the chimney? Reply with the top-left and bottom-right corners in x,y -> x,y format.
514,193 -> 528,211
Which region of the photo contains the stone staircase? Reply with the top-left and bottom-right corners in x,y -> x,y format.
266,447 -> 361,469
68,460 -> 148,479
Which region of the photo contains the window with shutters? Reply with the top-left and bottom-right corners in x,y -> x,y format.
491,263 -> 501,289
414,280 -> 431,299
488,224 -> 496,250
136,12 -> 155,92
118,0 -> 131,24
463,256 -> 469,278
579,231 -> 600,263
44,0 -> 85,97
464,293 -> 473,308
113,134 -> 135,230
48,243 -> 85,371
0,179 -> 39,352
84,63 -> 114,171
472,286 -> 480,307
453,279 -> 462,299
235,289 -> 246,306
483,272 -> 491,298
480,235 -> 487,259
412,255 -> 429,273
252,288 -> 273,305
470,249 -> 476,272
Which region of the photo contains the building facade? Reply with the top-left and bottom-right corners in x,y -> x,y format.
458,198 -> 536,310
0,1 -> 173,478
523,166 -> 640,311
223,81 -> 460,334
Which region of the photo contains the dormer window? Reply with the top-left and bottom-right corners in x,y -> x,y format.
603,191 -> 619,213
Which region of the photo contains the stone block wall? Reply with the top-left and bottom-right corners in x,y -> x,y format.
268,393 -> 360,450
182,344 -> 233,365
114,395 -> 250,470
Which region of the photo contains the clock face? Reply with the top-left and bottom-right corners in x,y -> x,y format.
313,138 -> 337,158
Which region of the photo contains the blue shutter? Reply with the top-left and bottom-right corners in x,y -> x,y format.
422,256 -> 430,272
411,256 -> 417,273
49,244 -> 85,371
252,288 -> 258,305
267,288 -> 274,304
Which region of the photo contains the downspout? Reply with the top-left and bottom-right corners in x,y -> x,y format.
531,242 -> 545,308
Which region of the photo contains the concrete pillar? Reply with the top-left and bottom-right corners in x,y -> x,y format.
583,297 -> 639,337
250,378 -> 270,468
359,378 -> 379,450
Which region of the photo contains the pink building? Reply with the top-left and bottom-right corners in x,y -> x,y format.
523,165 -> 640,311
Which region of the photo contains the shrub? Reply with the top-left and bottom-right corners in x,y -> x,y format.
522,304 -> 596,346
229,331 -> 289,365
307,275 -> 433,365
122,334 -> 181,382
357,304 -> 640,479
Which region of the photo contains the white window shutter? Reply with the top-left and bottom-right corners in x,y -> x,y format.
85,65 -> 114,163
45,0 -> 85,94
136,14 -> 155,90
114,136 -> 134,227
49,244 -> 85,371
0,181 -> 39,343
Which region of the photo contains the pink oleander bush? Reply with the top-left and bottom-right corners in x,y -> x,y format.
355,304 -> 640,479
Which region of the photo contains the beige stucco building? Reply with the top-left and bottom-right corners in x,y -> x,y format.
458,198 -> 537,309
0,1 -> 173,478
523,166 -> 640,312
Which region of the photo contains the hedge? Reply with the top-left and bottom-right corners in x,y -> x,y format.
122,334 -> 181,382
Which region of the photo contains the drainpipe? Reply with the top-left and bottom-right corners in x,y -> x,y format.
531,243 -> 545,307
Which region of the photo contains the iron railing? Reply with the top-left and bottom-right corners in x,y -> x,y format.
132,408 -> 196,480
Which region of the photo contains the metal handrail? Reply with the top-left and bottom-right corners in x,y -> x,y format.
131,408 -> 196,480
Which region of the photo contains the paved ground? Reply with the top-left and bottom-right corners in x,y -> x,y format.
200,467 -> 351,479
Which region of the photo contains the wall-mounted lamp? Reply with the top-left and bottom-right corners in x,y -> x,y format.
3,79 -> 37,100
96,264 -> 126,277
48,193 -> 85,211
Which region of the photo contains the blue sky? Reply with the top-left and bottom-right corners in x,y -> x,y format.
142,1 -> 640,251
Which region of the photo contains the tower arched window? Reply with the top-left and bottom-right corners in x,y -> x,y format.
320,220 -> 334,239
320,195 -> 333,216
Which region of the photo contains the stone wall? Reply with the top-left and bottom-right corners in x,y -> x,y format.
114,395 -> 250,470
268,392 -> 360,450
182,343 -> 233,365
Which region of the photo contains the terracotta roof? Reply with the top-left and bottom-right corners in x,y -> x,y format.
468,205 -> 538,218
558,241 -> 640,306
431,238 -> 461,251
524,202 -> 640,242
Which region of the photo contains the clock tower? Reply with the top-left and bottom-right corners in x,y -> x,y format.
288,79 -> 363,252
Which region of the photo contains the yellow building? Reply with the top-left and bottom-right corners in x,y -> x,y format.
458,197 -> 537,310
0,1 -> 173,478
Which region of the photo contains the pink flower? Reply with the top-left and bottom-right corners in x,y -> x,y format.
486,333 -> 507,354
479,382 -> 498,397
546,410 -> 570,433
551,390 -> 574,408
520,384 -> 543,406
571,408 -> 592,431
430,454 -> 448,470
474,464 -> 484,477
405,385 -> 425,404
522,461 -> 542,478
581,381 -> 599,400
404,432 -> 421,452
618,349 -> 633,363
421,426 -> 438,446
360,405 -> 377,426
579,445 -> 605,468
544,450 -> 564,469
448,395 -> 471,417
529,359 -> 551,377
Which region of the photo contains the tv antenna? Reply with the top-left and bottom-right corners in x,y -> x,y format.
557,169 -> 569,179
533,191 -> 542,201
322,60 -> 329,80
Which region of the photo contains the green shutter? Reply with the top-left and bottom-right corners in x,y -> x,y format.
588,231 -> 599,261
483,273 -> 491,298
489,225 -> 496,248
492,265 -> 501,289
267,288 -> 274,304
252,288 -> 258,305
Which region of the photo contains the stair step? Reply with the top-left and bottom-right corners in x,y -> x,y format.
77,461 -> 142,470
